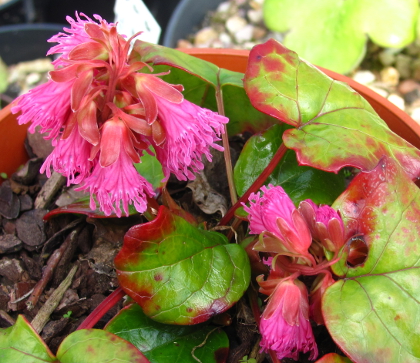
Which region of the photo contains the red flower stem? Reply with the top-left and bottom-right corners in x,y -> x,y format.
219,143 -> 288,226
269,350 -> 282,363
216,70 -> 238,206
77,287 -> 125,330
247,285 -> 261,326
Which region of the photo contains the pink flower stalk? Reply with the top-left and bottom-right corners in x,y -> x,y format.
299,200 -> 345,252
11,12 -> 228,216
243,185 -> 313,258
259,278 -> 318,361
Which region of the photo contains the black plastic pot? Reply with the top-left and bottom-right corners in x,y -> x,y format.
0,23 -> 63,65
163,0 -> 223,47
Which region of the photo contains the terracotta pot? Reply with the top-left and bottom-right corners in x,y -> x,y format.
1,48 -> 420,180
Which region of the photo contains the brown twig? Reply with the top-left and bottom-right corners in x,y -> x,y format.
26,229 -> 78,310
31,264 -> 78,333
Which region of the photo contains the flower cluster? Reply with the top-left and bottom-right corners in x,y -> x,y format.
12,13 -> 228,217
244,185 -> 345,361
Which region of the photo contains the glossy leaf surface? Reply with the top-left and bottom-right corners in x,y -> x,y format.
0,315 -> 56,362
315,353 -> 352,363
105,303 -> 229,363
263,0 -> 418,74
323,157 -> 420,362
244,39 -> 420,180
57,329 -> 149,363
115,206 -> 251,324
234,124 -> 345,205
131,41 -> 278,136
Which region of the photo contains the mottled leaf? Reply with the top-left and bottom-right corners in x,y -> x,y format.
56,329 -> 149,363
115,206 -> 251,324
315,353 -> 352,363
0,315 -> 57,362
323,157 -> 420,362
131,41 -> 277,136
244,39 -> 420,179
234,124 -> 345,205
263,0 -> 418,74
105,303 -> 229,363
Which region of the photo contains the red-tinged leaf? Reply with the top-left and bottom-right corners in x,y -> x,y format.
105,303 -> 229,363
244,39 -> 420,179
43,196 -> 140,220
323,156 -> 420,362
0,315 -> 57,362
114,206 -> 251,325
56,329 -> 150,363
130,41 -> 278,136
315,353 -> 352,363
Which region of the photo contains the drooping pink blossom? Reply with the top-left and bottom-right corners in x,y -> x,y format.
153,97 -> 228,181
259,278 -> 318,361
47,12 -> 113,67
243,185 -> 312,258
299,200 -> 345,252
40,124 -> 93,185
77,147 -> 154,218
12,80 -> 73,140
11,12 -> 229,217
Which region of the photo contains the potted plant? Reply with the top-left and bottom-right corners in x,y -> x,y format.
1,12 -> 420,363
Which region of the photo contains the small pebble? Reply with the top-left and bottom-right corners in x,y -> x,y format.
234,24 -> 254,43
194,27 -> 219,47
352,70 -> 376,85
380,67 -> 399,87
387,94 -> 405,110
410,107 -> 420,123
247,9 -> 263,24
368,86 -> 389,99
395,54 -> 412,79
217,1 -> 231,13
26,72 -> 41,86
226,15 -> 247,34
252,26 -> 267,40
398,79 -> 420,95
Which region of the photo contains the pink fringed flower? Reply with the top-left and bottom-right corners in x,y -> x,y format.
11,12 -> 228,217
47,13 -> 113,67
12,80 -> 72,140
40,124 -> 92,185
153,97 -> 227,181
260,278 -> 318,361
243,185 -> 312,258
299,200 -> 345,252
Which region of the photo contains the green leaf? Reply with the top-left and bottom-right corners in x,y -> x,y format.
315,353 -> 352,363
323,157 -> 420,362
234,124 -> 345,205
56,329 -> 149,363
0,57 -> 8,94
244,39 -> 420,180
263,0 -> 419,74
105,303 -> 229,363
131,41 -> 278,136
134,147 -> 165,190
115,206 -> 251,324
0,315 -> 57,362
